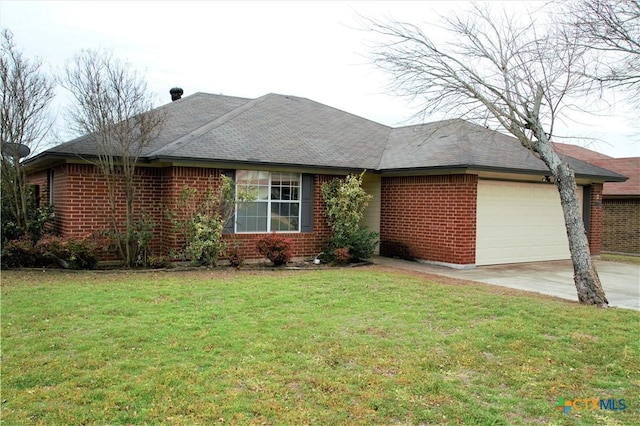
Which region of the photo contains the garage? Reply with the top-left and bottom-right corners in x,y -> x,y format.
475,180 -> 583,266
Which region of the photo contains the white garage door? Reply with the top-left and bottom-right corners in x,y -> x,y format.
476,180 -> 583,265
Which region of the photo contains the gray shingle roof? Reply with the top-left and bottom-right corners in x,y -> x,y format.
149,93 -> 391,170
45,92 -> 251,157
381,119 -> 625,180
30,92 -> 626,181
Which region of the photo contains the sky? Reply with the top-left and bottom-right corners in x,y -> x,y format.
1,0 -> 638,158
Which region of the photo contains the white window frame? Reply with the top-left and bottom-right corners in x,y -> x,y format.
234,170 -> 302,233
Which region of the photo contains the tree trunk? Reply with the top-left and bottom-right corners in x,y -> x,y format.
17,165 -> 29,233
534,138 -> 608,307
553,161 -> 608,306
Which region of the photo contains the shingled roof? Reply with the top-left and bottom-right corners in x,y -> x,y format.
149,93 -> 390,170
554,143 -> 638,196
27,92 -> 626,181
43,93 -> 251,158
381,119 -> 624,180
552,142 -> 614,163
595,158 -> 640,196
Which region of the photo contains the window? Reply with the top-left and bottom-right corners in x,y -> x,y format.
235,170 -> 301,232
48,169 -> 54,205
29,184 -> 40,208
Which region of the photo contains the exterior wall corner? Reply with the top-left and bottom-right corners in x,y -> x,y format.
588,183 -> 604,255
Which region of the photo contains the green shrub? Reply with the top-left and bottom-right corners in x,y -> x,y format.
65,238 -> 98,270
256,233 -> 294,266
131,214 -> 155,267
185,213 -> 226,266
147,255 -> 170,269
344,227 -> 378,261
168,175 -> 256,267
0,185 -> 53,248
322,172 -> 379,262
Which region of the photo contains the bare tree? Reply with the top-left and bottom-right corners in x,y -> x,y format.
61,49 -> 166,266
366,5 -> 609,306
560,0 -> 640,98
1,29 -> 55,239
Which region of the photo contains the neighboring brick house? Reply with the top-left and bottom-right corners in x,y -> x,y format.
553,143 -> 639,255
25,92 -> 625,267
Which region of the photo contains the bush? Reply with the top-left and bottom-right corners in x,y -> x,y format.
34,235 -> 67,267
35,235 -> 98,270
131,214 -> 155,267
227,241 -> 245,269
1,237 -> 37,268
380,241 -> 415,261
147,255 -> 170,269
343,227 -> 378,262
334,247 -> 350,264
1,234 -> 98,270
168,175 -> 255,267
0,184 -> 53,247
322,172 -> 379,263
185,213 -> 226,266
65,238 -> 99,270
256,233 -> 294,266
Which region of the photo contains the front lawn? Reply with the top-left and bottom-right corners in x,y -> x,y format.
1,267 -> 638,425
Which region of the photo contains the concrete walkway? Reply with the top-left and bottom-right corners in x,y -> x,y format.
372,256 -> 640,311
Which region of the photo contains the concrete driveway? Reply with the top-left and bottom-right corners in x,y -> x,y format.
373,256 -> 640,310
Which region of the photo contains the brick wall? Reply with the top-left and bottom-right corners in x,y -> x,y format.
27,169 -> 49,206
380,174 -> 477,265
160,166 -> 221,256
42,164 -> 164,260
24,169 -> 56,235
28,164 -> 334,262
219,174 -> 333,261
602,198 -> 640,255
587,184 -> 603,256
160,168 -> 333,261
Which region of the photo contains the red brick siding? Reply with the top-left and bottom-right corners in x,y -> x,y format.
160,168 -> 333,261
160,166 -> 221,256
27,170 -> 49,206
28,165 -> 334,262
602,198 -> 640,254
45,164 -> 164,260
220,174 -> 333,261
588,184 -> 603,255
380,174 -> 477,265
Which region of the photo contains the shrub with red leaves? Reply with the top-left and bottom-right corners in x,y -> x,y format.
255,233 -> 294,266
334,247 -> 350,264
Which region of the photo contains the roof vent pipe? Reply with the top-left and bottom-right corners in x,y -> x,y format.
170,87 -> 184,101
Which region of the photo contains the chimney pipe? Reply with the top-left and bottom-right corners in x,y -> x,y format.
170,87 -> 184,101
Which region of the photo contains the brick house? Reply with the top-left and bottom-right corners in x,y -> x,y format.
553,143 -> 639,255
25,92 -> 626,267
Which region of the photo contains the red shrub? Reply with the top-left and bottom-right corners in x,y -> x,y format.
255,233 -> 294,266
334,247 -> 350,264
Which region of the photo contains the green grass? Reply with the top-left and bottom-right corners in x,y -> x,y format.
2,267 -> 638,425
602,253 -> 640,265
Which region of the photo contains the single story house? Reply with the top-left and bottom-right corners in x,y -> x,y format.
25,91 -> 627,267
553,143 -> 639,255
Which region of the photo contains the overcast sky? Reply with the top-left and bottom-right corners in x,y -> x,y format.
1,0 -> 638,157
